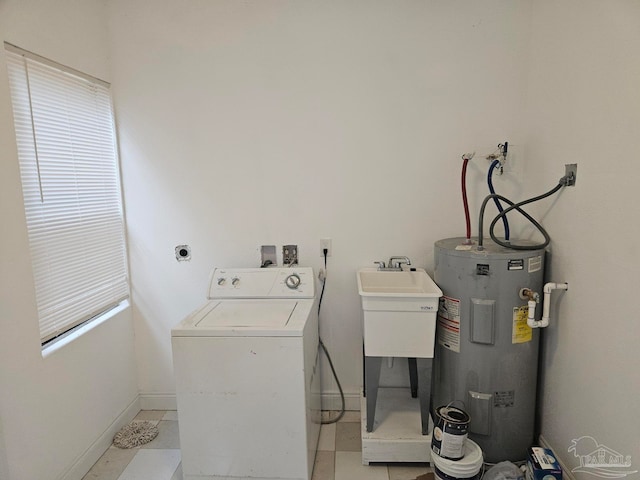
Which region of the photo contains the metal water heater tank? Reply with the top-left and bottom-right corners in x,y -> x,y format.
432,237 -> 545,463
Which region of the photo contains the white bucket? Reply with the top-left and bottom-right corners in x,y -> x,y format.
432,439 -> 483,480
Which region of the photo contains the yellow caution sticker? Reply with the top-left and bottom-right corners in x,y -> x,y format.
512,306 -> 532,344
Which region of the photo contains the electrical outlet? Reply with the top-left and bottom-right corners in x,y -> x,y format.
565,164 -> 577,186
320,238 -> 332,257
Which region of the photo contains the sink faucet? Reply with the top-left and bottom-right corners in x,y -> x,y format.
388,256 -> 411,270
374,257 -> 412,271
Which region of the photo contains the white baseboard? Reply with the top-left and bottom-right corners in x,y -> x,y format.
139,392 -> 177,410
60,395 -> 140,480
322,391 -> 361,411
538,434 -> 576,480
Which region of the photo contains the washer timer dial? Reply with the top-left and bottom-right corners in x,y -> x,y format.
285,273 -> 301,290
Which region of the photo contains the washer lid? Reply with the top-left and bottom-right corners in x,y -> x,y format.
172,298 -> 314,337
197,301 -> 296,328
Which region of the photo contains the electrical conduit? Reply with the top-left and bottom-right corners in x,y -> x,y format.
477,175 -> 570,251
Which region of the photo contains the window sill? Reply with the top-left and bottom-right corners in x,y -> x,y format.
42,300 -> 130,358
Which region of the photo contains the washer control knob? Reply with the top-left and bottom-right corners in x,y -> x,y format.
285,273 -> 301,290
232,277 -> 240,286
217,277 -> 226,285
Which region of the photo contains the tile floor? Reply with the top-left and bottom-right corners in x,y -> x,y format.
82,410 -> 433,480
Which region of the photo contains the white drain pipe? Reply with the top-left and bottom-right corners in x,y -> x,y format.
526,282 -> 569,328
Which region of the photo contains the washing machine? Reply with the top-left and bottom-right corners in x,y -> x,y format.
171,267 -> 321,480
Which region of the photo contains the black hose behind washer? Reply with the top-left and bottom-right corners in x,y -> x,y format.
318,249 -> 345,424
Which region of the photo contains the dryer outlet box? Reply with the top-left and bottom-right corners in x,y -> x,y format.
261,245 -> 277,267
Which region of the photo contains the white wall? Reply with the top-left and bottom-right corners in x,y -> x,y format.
523,0 -> 640,473
107,0 -> 533,408
0,416 -> 8,480
1,1 -> 636,476
0,1 -> 139,479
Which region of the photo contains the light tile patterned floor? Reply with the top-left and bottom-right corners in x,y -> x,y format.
83,410 -> 433,480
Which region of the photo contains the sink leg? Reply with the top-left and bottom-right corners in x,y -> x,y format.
364,356 -> 382,432
408,357 -> 418,398
362,343 -> 366,397
416,357 -> 433,435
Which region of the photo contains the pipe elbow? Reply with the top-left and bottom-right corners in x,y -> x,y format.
538,282 -> 568,328
544,282 -> 568,294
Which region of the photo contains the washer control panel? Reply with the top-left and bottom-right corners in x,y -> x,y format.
208,267 -> 315,299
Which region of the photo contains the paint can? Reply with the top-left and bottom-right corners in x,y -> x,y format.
432,439 -> 483,480
431,405 -> 470,460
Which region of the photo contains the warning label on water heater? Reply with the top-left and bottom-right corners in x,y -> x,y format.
512,306 -> 533,344
438,296 -> 461,353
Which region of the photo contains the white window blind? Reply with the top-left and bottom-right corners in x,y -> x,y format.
5,44 -> 129,344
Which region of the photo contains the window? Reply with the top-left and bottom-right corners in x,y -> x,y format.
4,43 -> 129,345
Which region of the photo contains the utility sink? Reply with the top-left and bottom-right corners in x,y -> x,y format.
358,268 -> 442,297
357,268 -> 443,358
357,268 -> 442,313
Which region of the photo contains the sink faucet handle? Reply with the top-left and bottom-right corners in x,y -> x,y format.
374,261 -> 386,270
388,256 -> 412,269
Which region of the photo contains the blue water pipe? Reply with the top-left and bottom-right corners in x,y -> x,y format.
487,159 -> 510,241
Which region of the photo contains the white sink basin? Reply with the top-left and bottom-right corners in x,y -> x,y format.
357,268 -> 443,358
357,268 -> 442,297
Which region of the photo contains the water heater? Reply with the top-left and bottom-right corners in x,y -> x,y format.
431,237 -> 545,463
